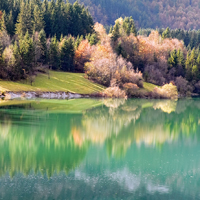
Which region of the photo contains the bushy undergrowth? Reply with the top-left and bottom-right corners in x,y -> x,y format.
151,83 -> 178,99
103,86 -> 127,98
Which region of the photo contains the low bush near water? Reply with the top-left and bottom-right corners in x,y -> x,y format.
151,83 -> 178,99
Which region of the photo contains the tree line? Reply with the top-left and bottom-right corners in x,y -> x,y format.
0,0 -> 97,81
67,0 -> 200,30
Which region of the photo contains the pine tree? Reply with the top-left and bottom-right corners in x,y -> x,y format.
168,49 -> 178,68
38,29 -> 47,64
33,5 -> 45,33
177,49 -> 185,67
72,1 -> 83,36
122,17 -> 137,36
6,11 -> 15,36
0,11 -> 6,32
184,31 -> 190,47
18,31 -> 35,72
49,35 -> 59,70
43,0 -> 51,37
16,2 -> 33,36
60,36 -> 75,71
192,65 -> 200,81
111,21 -> 120,42
162,27 -> 171,39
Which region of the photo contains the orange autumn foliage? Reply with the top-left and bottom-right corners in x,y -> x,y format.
74,40 -> 94,72
136,31 -> 186,63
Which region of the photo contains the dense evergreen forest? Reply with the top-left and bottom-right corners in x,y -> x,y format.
1,0 -> 200,97
0,0 -> 97,80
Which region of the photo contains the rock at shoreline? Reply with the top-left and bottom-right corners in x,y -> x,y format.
1,91 -> 84,100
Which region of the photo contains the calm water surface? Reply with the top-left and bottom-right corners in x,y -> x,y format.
0,98 -> 200,200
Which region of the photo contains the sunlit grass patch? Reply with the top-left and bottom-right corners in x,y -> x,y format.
0,71 -> 105,94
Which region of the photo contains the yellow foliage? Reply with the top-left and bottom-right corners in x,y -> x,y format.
153,83 -> 178,99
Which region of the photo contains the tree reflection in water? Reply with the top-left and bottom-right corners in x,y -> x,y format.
0,98 -> 200,176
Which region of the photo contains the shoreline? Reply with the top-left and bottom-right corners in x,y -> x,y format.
1,91 -> 200,100
0,91 -> 88,100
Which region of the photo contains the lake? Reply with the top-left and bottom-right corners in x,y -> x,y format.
0,98 -> 200,200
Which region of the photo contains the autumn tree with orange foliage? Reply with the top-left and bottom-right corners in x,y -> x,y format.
74,40 -> 94,72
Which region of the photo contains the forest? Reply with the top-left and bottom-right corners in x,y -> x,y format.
1,0 -> 200,98
67,0 -> 200,30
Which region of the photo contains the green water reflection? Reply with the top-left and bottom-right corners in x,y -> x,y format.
0,98 -> 200,199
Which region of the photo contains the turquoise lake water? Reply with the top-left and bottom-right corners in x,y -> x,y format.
0,98 -> 200,200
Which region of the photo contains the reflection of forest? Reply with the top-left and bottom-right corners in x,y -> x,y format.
0,99 -> 200,176
72,99 -> 200,157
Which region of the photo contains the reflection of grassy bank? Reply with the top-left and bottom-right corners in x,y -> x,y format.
0,98 -> 103,113
0,110 -> 89,177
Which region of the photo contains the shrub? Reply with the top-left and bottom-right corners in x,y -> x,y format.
103,86 -> 127,98
120,68 -> 143,88
152,83 -> 178,99
123,83 -> 139,96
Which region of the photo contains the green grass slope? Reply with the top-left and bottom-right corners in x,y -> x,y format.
0,71 -> 105,94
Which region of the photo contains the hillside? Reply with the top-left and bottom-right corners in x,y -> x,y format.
68,0 -> 200,29
0,71 -> 105,94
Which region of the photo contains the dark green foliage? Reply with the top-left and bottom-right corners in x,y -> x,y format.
6,11 -> 15,36
74,35 -> 83,49
33,5 -> 45,33
111,17 -> 137,42
16,2 -> 33,36
38,29 -> 47,64
60,36 -> 75,71
85,33 -> 99,45
168,49 -> 178,68
122,17 -> 137,36
0,0 -> 94,39
18,32 -> 35,73
49,35 -> 59,70
111,22 -> 120,42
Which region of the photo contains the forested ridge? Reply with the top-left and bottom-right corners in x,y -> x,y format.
67,0 -> 200,30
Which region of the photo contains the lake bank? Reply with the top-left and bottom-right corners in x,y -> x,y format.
0,71 -> 182,99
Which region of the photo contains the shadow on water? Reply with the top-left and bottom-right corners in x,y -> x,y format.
0,98 -> 200,199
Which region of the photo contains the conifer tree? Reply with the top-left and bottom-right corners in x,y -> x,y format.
18,31 -> 35,72
162,27 -> 171,39
33,5 -> 45,33
177,49 -> 185,67
42,0 -> 51,37
16,2 -> 33,36
111,21 -> 120,42
49,35 -> 59,70
6,11 -> 15,36
60,36 -> 75,71
168,49 -> 178,68
192,65 -> 200,81
0,11 -> 6,31
38,29 -> 47,64
72,1 -> 83,36
122,17 -> 137,36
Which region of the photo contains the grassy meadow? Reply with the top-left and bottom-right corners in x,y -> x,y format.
0,71 -> 105,94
